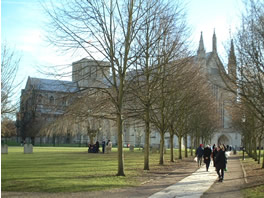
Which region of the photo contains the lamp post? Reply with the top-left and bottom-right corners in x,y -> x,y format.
242,116 -> 246,160
133,128 -> 136,148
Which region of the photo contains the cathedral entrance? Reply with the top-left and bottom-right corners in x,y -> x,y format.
218,135 -> 230,146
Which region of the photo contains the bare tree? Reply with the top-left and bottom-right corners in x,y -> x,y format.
125,0 -> 189,168
43,0 -> 173,176
217,0 -> 264,167
166,61 -> 197,160
166,63 -> 218,160
1,42 -> 21,116
232,101 -> 264,168
220,0 -> 264,122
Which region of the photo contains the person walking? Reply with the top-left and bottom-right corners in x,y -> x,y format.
203,145 -> 212,171
215,145 -> 227,182
102,140 -> 106,154
212,145 -> 218,167
196,144 -> 204,167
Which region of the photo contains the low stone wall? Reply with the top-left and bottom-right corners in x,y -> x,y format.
24,144 -> 33,154
1,144 -> 8,154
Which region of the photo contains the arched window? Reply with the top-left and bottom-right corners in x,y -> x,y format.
49,96 -> 54,104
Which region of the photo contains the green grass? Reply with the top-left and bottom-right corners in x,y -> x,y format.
241,150 -> 264,198
1,147 -> 192,193
243,185 -> 264,198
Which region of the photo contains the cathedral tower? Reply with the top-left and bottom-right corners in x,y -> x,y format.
212,29 -> 217,53
197,32 -> 206,57
228,39 -> 237,80
197,32 -> 206,73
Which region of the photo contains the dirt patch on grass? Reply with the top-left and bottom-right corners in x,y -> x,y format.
243,158 -> 264,187
242,157 -> 264,197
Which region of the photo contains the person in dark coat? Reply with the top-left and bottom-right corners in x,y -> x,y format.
196,144 -> 204,167
203,145 -> 212,171
95,140 -> 100,153
212,145 -> 218,167
102,140 -> 106,154
215,145 -> 226,182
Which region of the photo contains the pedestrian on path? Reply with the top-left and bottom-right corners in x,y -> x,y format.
196,144 -> 204,167
203,145 -> 212,171
212,144 -> 218,167
215,145 -> 226,182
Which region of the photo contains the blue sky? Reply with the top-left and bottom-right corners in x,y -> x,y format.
1,0 -> 244,92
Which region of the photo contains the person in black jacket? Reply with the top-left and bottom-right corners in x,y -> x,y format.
215,145 -> 227,182
95,140 -> 100,153
203,145 -> 212,171
212,145 -> 218,167
196,144 -> 204,167
102,140 -> 106,154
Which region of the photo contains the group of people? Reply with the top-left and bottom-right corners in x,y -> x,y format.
88,140 -> 112,154
196,144 -> 228,182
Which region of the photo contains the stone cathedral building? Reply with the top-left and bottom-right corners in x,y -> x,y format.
17,32 -> 241,148
195,31 -> 241,148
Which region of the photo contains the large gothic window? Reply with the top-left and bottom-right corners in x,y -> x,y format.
223,101 -> 232,128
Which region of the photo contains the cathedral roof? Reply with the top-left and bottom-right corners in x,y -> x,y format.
27,77 -> 79,93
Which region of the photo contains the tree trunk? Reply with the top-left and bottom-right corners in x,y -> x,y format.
253,135 -> 257,161
262,149 -> 264,168
144,118 -> 150,170
249,137 -> 252,157
195,134 -> 199,150
89,134 -> 94,145
184,134 -> 188,158
245,137 -> 249,154
170,132 -> 174,162
116,114 -> 125,176
178,135 -> 182,159
258,137 -> 261,164
159,132 -> 165,165
190,135 -> 193,156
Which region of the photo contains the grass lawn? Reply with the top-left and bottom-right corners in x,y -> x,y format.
1,146 -> 192,193
241,150 -> 264,198
243,184 -> 264,198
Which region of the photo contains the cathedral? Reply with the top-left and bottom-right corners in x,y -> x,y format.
17,32 -> 241,149
195,31 -> 241,148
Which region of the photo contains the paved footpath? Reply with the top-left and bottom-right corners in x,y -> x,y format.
202,154 -> 245,198
148,161 -> 218,198
148,152 -> 245,198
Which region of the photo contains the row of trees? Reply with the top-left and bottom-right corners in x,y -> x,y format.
220,0 -> 264,168
239,0 -> 264,168
42,0 -> 219,176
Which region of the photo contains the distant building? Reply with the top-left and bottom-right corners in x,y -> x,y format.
16,32 -> 241,148
17,77 -> 79,144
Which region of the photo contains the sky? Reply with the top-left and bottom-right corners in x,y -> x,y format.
1,0 -> 244,96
